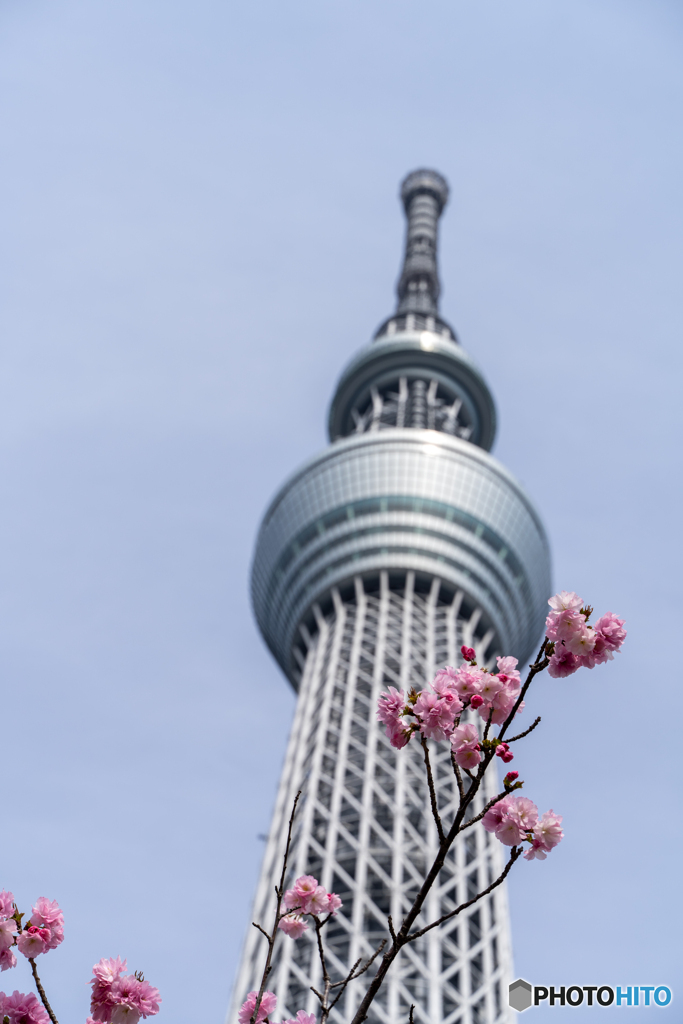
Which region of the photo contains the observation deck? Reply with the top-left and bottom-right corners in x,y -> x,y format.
251,170 -> 551,689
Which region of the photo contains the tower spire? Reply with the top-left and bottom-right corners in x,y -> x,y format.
376,168 -> 456,340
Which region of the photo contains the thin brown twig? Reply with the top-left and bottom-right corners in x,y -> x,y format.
29,959 -> 59,1024
497,640 -> 549,743
506,717 -> 541,743
405,847 -> 523,942
450,750 -> 465,801
409,1005 -> 415,1024
482,704 -> 495,742
250,790 -> 302,1024
326,940 -> 387,1013
420,736 -> 445,842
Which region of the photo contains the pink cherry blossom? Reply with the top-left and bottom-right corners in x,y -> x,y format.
17,928 -> 49,959
477,675 -> 502,704
452,746 -> 482,770
523,838 -> 549,861
283,875 -> 320,913
414,691 -> 456,742
324,893 -> 342,914
278,914 -> 308,939
451,667 -> 484,699
495,816 -> 525,846
306,886 -> 332,916
564,626 -> 597,657
0,990 -> 49,1024
548,591 -> 583,613
594,612 -> 627,652
238,991 -> 277,1024
386,723 -> 411,748
477,685 -> 518,725
450,723 -> 479,751
496,656 -> 520,684
482,796 -> 514,833
431,667 -> 460,694
547,645 -> 580,678
376,688 -> 412,747
469,694 -> 484,708
495,742 -> 513,763
0,919 -> 17,951
545,608 -> 585,643
376,687 -> 405,726
0,948 -> 17,972
89,958 -> 159,1024
282,1014 -> 316,1024
534,809 -> 564,851
109,976 -> 160,1023
29,899 -> 64,952
507,797 -> 538,832
0,893 -> 15,919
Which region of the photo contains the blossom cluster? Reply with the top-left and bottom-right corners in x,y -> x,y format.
483,796 -> 563,860
88,957 -> 161,1024
546,592 -> 626,678
238,991 -> 315,1024
278,875 -> 342,939
376,647 -> 523,754
0,990 -> 49,1024
0,893 -> 63,973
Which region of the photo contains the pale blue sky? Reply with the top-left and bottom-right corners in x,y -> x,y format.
1,1 -> 681,1021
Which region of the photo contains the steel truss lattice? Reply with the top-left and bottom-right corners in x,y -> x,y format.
231,572 -> 513,1024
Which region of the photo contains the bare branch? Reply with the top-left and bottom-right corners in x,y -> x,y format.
420,736 -> 445,843
250,791 -> 302,1024
507,717 -> 541,743
405,847 -> 523,942
29,959 -> 59,1024
409,1005 -> 415,1024
251,923 -> 271,941
450,750 -> 465,801
497,640 -> 549,743
328,942 -> 387,1012
348,941 -> 387,981
482,703 -> 495,742
387,915 -> 397,943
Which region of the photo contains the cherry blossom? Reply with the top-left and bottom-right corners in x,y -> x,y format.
238,991 -> 278,1024
283,877 -> 343,917
89,958 -> 160,1024
414,690 -> 457,742
278,914 -> 308,939
282,1013 -> 316,1024
0,989 -> 49,1024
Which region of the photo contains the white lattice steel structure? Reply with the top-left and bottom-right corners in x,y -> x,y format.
230,170 -> 551,1024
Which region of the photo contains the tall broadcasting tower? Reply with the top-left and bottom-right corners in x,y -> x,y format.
232,171 -> 551,1024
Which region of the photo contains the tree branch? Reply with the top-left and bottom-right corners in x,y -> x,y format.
497,641 -> 549,743
29,959 -> 59,1024
250,791 -> 302,1024
506,717 -> 541,743
405,847 -> 523,941
420,736 -> 445,843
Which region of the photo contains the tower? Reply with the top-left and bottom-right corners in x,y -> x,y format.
231,171 -> 551,1024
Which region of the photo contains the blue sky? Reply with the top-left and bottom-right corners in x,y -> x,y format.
1,1 -> 681,1021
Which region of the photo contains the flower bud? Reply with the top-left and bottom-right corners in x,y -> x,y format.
470,694 -> 484,709
460,645 -> 476,663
